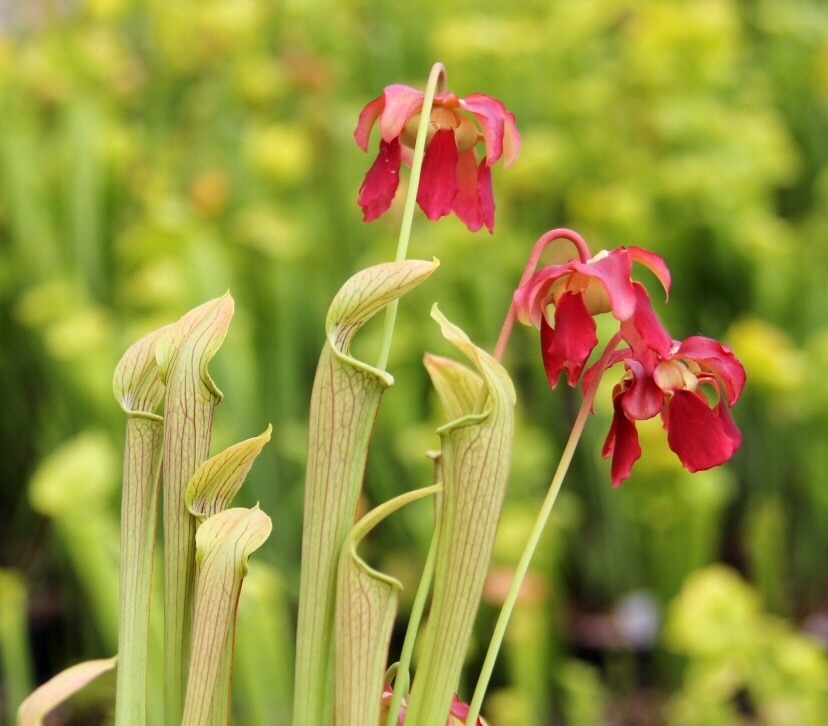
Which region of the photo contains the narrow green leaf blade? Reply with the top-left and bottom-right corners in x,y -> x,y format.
405,306 -> 516,726
18,656 -> 117,726
182,506 -> 272,726
294,259 -> 439,726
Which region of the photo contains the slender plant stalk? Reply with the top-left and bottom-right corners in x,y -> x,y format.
157,295 -> 234,726
375,62 -> 446,370
475,228 -> 592,415
115,416 -> 163,726
113,328 -> 167,726
385,458 -> 443,726
465,332 -> 623,725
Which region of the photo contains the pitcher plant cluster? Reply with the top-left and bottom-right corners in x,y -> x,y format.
19,63 -> 745,726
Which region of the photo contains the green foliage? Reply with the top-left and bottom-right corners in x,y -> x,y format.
2,0 -> 826,722
665,566 -> 828,725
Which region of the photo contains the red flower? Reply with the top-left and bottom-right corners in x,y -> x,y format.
513,242 -> 669,388
355,84 -> 520,232
379,686 -> 488,725
597,287 -> 746,486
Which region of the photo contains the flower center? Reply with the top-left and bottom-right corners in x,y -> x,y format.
549,272 -> 611,315
400,107 -> 479,152
654,359 -> 698,393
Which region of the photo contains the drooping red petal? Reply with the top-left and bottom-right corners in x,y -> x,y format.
603,390 -> 642,487
620,358 -> 665,420
357,138 -> 401,222
572,249 -> 636,320
378,84 -> 425,142
417,129 -> 459,221
478,161 -> 494,232
715,398 -> 743,452
513,263 -> 573,327
620,282 -> 673,360
663,390 -> 739,473
541,292 -> 598,388
451,148 -> 484,231
459,93 -> 521,167
354,94 -> 385,152
676,336 -> 746,406
627,246 -> 671,299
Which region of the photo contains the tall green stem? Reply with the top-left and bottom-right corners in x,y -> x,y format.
384,458 -> 443,726
375,62 -> 446,370
115,416 -> 163,726
465,332 -> 622,725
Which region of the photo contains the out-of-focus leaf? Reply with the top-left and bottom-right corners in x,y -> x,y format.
0,570 -> 34,725
17,656 -> 117,726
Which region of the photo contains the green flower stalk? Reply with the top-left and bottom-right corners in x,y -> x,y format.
156,294 -> 235,725
112,326 -> 167,726
383,453 -> 443,726
293,259 -> 438,725
404,307 -> 515,726
464,333 -> 623,725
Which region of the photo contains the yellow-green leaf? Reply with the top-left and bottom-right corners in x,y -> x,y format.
18,656 -> 117,726
181,507 -> 272,726
405,306 -> 515,726
113,325 -> 168,419
335,484 -> 440,726
294,259 -> 439,726
185,425 -> 272,521
157,293 -> 235,726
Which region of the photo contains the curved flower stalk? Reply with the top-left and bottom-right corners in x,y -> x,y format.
513,234 -> 669,388
181,506 -> 272,726
112,326 -> 168,726
294,259 -> 439,726
356,84 -> 520,232
18,656 -> 117,726
156,293 -> 235,725
404,307 -> 515,726
467,230 -> 746,724
334,484 -> 441,726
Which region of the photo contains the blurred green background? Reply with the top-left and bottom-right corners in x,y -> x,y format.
0,0 -> 827,723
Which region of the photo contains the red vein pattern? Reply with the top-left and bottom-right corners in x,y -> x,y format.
294,260 -> 438,725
